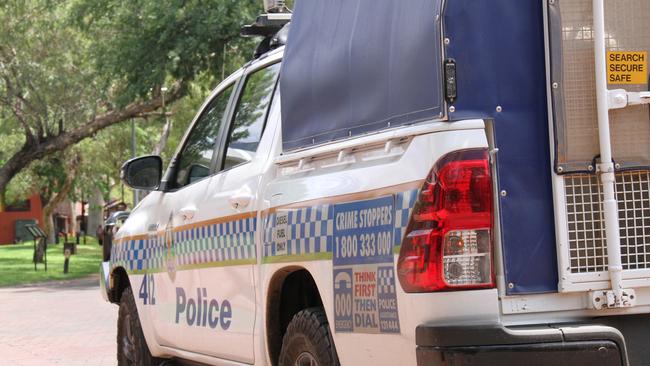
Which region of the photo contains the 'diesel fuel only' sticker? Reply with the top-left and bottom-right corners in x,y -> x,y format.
332,196 -> 400,334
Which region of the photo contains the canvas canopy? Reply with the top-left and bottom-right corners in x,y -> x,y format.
280,0 -> 444,151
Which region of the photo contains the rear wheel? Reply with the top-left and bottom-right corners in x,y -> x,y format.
279,307 -> 339,366
117,286 -> 162,366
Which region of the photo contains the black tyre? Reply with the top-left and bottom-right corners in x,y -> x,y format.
279,307 -> 339,366
102,233 -> 111,261
117,287 -> 162,366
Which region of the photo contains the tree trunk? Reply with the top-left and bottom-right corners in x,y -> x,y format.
0,143 -> 33,212
42,155 -> 80,244
87,187 -> 105,239
152,117 -> 173,156
0,83 -> 184,205
46,213 -> 56,245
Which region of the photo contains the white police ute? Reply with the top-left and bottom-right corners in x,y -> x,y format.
101,1 -> 650,365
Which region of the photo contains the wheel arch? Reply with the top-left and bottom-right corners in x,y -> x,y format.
266,266 -> 325,366
109,266 -> 130,304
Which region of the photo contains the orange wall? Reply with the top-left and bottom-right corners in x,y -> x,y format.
0,194 -> 44,244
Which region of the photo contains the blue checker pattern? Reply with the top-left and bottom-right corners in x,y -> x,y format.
174,216 -> 256,266
377,266 -> 397,294
111,238 -> 163,272
264,189 -> 420,259
264,204 -> 334,257
111,216 -> 257,272
394,189 -> 419,246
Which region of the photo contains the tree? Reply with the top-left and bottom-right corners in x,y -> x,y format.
41,153 -> 81,243
0,0 -> 260,210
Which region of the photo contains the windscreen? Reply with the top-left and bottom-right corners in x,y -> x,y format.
280,0 -> 444,151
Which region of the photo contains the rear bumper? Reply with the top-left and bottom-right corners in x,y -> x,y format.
416,324 -> 627,366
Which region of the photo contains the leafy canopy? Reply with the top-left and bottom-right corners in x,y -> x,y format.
70,0 -> 260,105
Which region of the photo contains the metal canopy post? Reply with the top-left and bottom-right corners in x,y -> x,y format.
591,0 -> 634,309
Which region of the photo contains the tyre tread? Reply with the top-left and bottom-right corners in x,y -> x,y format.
117,287 -> 163,366
279,307 -> 339,366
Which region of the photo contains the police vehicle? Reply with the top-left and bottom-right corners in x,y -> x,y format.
101,1 -> 650,365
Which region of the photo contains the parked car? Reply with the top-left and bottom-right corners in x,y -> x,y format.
102,211 -> 130,261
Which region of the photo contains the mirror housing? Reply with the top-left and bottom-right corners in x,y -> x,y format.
120,155 -> 163,190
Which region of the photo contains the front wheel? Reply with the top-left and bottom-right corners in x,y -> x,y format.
279,307 -> 339,366
117,286 -> 162,366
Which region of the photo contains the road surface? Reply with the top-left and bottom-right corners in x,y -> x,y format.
0,276 -> 118,366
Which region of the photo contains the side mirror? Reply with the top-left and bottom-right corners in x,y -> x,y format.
120,155 -> 163,190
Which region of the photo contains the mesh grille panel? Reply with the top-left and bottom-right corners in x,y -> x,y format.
556,0 -> 650,171
565,171 -> 650,273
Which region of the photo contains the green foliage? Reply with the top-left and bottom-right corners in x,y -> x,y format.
69,0 -> 261,105
0,1 -> 101,138
0,0 -> 265,209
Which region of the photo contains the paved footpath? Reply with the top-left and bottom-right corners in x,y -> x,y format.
0,276 -> 118,366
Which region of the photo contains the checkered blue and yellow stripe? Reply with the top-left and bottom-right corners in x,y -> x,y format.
110,186 -> 421,272
263,204 -> 335,258
111,215 -> 257,273
394,189 -> 419,246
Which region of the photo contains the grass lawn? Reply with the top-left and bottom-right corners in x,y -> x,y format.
0,237 -> 103,287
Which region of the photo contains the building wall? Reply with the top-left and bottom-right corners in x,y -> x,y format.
0,194 -> 44,244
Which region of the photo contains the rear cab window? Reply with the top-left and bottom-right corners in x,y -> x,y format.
221,62 -> 281,171
172,83 -> 235,188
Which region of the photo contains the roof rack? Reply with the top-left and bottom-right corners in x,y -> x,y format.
241,13 -> 291,38
241,12 -> 291,58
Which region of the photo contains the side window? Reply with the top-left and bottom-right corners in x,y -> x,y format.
222,63 -> 281,171
174,83 -> 235,188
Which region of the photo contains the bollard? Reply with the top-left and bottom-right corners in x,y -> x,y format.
63,242 -> 75,274
63,248 -> 71,274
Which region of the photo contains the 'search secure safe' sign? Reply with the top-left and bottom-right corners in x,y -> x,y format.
607,51 -> 648,85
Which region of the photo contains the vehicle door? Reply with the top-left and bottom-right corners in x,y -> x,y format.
142,73 -> 241,357
148,59 -> 282,363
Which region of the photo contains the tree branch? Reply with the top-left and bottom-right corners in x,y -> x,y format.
42,153 -> 81,242
0,94 -> 36,144
0,81 -> 185,208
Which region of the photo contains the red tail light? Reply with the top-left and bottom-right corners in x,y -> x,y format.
397,149 -> 495,293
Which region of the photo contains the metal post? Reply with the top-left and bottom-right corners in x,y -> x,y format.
593,0 -> 624,302
161,87 -> 167,127
81,194 -> 86,244
222,43 -> 227,81
131,119 -> 139,206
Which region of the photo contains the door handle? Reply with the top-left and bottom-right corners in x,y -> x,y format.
177,207 -> 197,221
229,190 -> 254,210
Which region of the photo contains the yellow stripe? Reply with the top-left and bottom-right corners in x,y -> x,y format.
115,183 -> 421,247
126,258 -> 257,274
262,252 -> 333,264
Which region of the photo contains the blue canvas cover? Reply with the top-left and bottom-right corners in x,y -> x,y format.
281,0 -> 558,295
280,0 -> 444,151
443,1 -> 558,294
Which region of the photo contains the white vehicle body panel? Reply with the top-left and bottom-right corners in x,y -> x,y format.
108,47 -> 498,365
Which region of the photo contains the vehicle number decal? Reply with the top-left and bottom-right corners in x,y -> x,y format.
138,273 -> 156,305
332,196 -> 400,334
